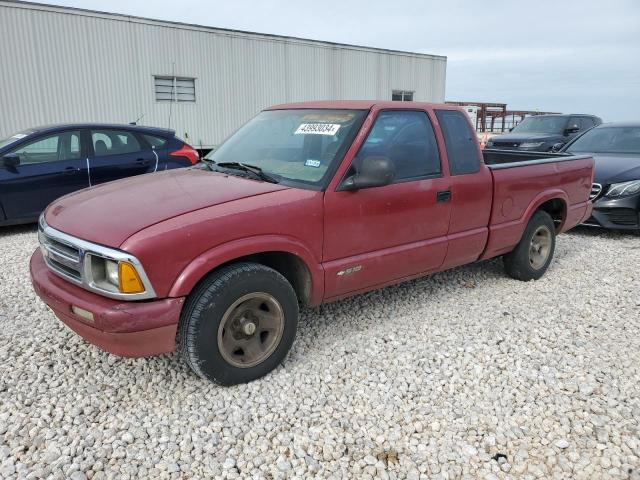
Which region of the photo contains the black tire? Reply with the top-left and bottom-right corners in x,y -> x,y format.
177,262 -> 298,385
503,210 -> 556,281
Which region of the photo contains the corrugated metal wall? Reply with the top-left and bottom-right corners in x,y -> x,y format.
0,1 -> 447,147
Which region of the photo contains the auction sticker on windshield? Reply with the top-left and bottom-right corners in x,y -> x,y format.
295,123 -> 341,136
304,159 -> 321,168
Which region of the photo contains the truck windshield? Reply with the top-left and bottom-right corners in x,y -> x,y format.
512,116 -> 567,134
205,109 -> 367,189
566,126 -> 640,154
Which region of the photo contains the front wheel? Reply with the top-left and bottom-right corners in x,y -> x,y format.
503,210 -> 556,281
177,262 -> 299,385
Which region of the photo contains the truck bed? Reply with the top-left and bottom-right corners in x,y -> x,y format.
483,149 -> 573,168
480,149 -> 595,260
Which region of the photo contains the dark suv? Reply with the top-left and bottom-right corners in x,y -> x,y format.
486,114 -> 602,152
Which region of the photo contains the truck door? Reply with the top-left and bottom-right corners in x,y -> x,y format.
323,109 -> 452,298
434,109 -> 493,269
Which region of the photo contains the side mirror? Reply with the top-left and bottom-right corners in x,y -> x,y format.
564,125 -> 580,135
341,156 -> 395,191
508,127 -> 514,132
2,153 -> 20,168
551,142 -> 565,152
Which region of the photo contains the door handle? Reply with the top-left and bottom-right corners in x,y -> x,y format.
64,166 -> 80,175
436,190 -> 452,202
136,158 -> 150,166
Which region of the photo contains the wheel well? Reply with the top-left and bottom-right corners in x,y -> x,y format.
214,252 -> 312,306
537,198 -> 566,231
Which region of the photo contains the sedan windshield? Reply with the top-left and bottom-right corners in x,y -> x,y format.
566,126 -> 640,154
0,130 -> 32,150
512,116 -> 567,134
205,109 -> 367,189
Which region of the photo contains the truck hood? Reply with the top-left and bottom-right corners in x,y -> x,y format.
45,168 -> 289,247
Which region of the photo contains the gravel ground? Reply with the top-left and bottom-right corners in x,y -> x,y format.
0,225 -> 639,480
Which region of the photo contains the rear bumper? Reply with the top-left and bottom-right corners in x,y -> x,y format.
30,249 -> 184,357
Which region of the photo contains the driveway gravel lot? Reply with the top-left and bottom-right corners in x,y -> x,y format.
0,225 -> 639,480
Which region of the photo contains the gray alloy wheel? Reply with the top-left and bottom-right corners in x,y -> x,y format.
217,292 -> 285,369
504,210 -> 556,281
528,225 -> 553,270
177,262 -> 298,385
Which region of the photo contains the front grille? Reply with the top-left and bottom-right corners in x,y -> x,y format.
39,228 -> 83,282
590,183 -> 603,201
598,208 -> 639,227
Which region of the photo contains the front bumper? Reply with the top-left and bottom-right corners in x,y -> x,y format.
584,194 -> 640,230
30,249 -> 184,357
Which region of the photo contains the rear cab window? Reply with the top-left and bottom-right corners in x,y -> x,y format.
435,109 -> 481,175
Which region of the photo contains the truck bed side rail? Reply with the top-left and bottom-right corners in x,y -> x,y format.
483,150 -> 593,169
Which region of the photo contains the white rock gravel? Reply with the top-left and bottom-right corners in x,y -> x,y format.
0,224 -> 639,479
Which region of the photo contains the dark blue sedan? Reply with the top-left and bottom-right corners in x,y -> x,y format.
0,123 -> 199,226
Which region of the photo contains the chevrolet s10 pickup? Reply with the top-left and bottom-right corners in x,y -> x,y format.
30,101 -> 595,385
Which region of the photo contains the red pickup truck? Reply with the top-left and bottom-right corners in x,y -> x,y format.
30,101 -> 595,385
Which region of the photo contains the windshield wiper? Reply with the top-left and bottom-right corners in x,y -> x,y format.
200,158 -> 217,171
216,162 -> 280,184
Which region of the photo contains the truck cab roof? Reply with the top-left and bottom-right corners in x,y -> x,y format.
266,100 -> 462,111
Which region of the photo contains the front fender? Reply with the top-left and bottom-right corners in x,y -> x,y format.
167,234 -> 325,304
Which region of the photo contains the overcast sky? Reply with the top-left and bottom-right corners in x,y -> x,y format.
39,0 -> 640,121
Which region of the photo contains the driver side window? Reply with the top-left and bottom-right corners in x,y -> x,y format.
350,110 -> 441,182
569,117 -> 584,131
11,131 -> 81,165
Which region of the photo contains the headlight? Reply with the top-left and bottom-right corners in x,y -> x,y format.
519,142 -> 545,149
87,255 -> 146,294
486,141 -> 494,147
105,260 -> 119,287
605,180 -> 640,198
39,218 -> 155,300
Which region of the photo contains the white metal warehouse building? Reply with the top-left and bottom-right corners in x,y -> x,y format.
0,1 -> 447,149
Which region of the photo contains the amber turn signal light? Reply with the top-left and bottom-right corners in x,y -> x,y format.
118,261 -> 145,294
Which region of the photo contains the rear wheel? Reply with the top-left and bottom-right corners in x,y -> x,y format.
177,262 -> 298,385
504,210 -> 556,281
